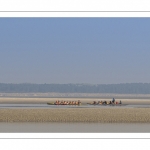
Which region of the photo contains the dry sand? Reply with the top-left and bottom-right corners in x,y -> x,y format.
0,98 -> 150,123
0,108 -> 150,123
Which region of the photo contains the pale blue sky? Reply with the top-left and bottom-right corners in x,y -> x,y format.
0,18 -> 150,84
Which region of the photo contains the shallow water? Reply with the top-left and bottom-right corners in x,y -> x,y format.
0,104 -> 150,109
0,122 -> 150,133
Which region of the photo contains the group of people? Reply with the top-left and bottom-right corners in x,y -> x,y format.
54,100 -> 81,105
53,98 -> 122,105
91,98 -> 122,105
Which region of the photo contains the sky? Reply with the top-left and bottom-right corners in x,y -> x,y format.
0,18 -> 150,84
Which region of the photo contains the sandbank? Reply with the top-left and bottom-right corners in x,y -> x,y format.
0,108 -> 150,123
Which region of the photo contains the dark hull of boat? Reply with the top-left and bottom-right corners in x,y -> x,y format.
87,103 -> 127,106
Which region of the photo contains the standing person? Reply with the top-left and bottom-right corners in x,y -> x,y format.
112,98 -> 115,103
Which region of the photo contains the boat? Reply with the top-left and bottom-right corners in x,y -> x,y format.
47,102 -> 55,105
47,102 -> 81,106
87,98 -> 125,106
86,103 -> 127,106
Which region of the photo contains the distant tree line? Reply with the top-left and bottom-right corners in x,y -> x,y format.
0,83 -> 150,94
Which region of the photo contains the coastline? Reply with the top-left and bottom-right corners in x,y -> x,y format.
0,97 -> 150,123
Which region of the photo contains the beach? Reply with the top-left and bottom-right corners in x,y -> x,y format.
0,107 -> 150,123
0,98 -> 150,123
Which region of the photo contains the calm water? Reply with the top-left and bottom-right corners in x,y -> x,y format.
0,123 -> 150,133
0,104 -> 150,108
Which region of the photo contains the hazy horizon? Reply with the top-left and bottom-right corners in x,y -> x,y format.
1,18 -> 150,84
1,82 -> 150,85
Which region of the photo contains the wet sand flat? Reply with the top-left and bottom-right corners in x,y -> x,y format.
0,107 -> 150,123
0,122 -> 150,132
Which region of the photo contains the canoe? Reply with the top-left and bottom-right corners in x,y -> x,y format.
87,103 -> 127,106
87,103 -> 109,105
47,103 -> 81,106
47,103 -> 55,105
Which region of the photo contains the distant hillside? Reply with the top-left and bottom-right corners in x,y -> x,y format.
0,83 -> 150,94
